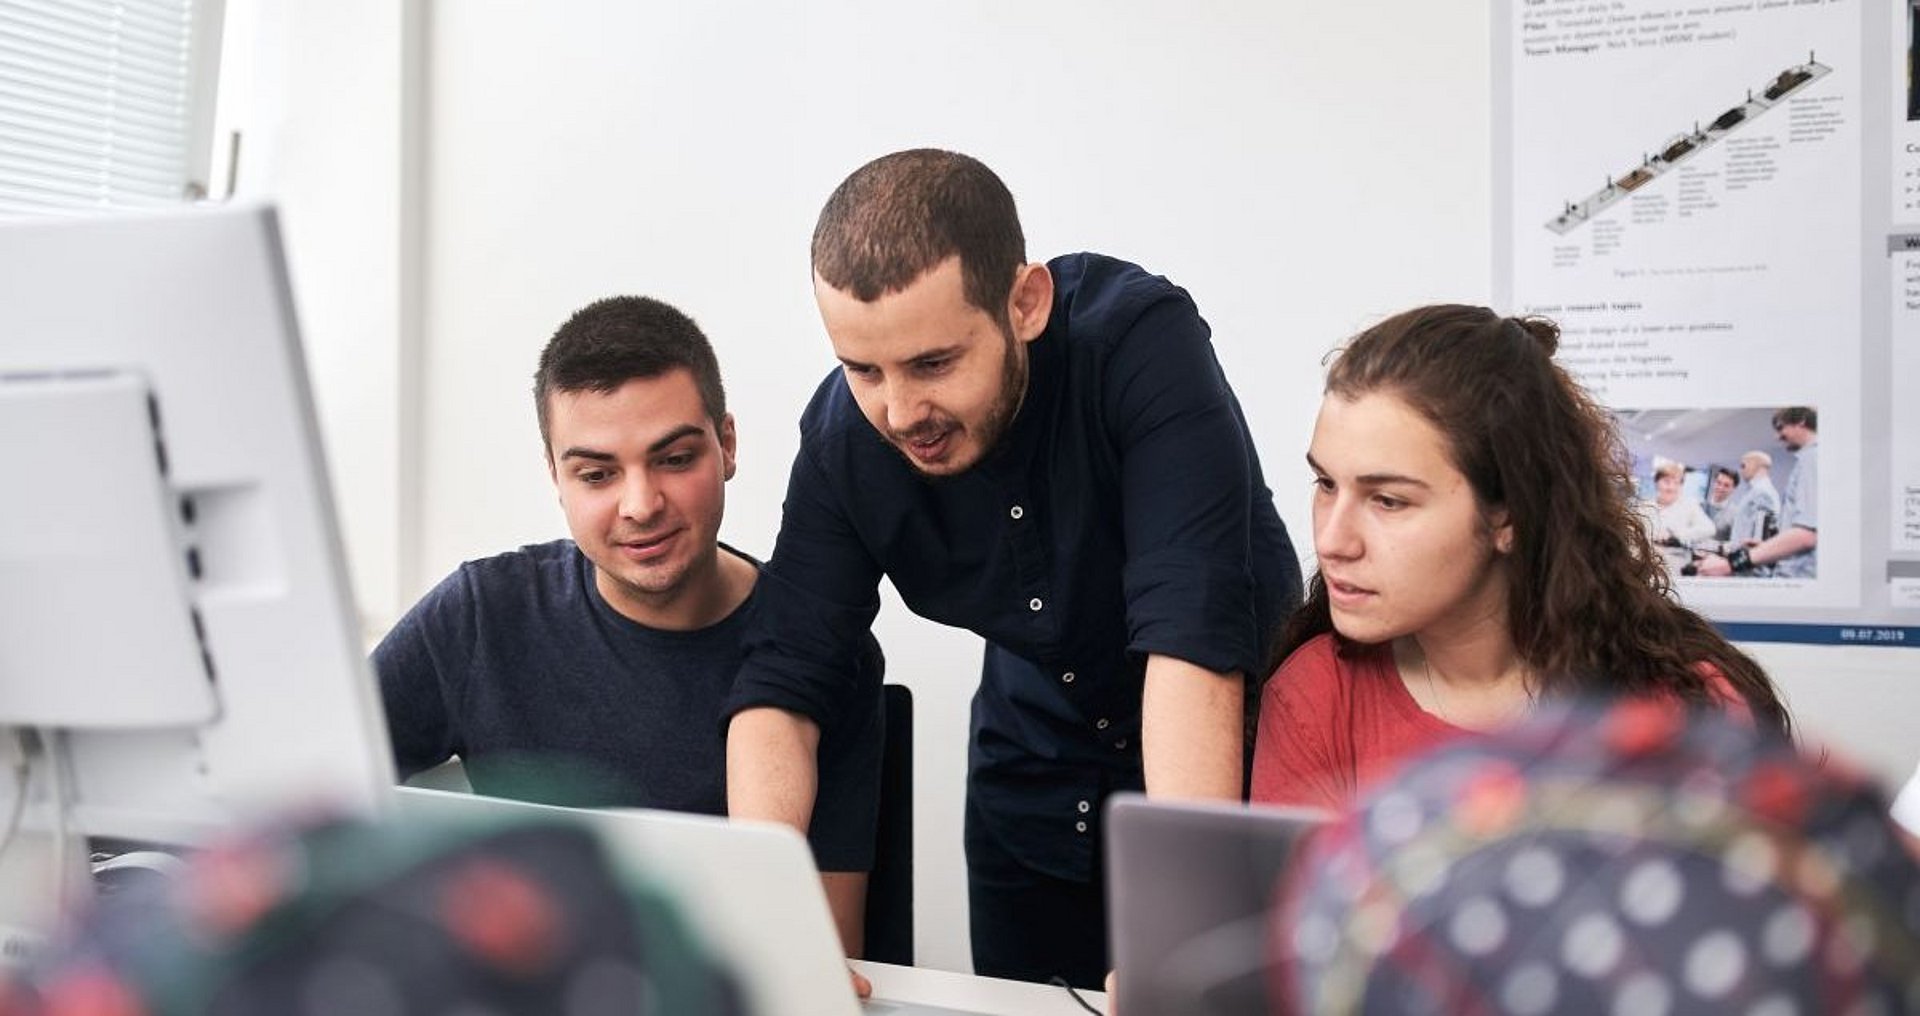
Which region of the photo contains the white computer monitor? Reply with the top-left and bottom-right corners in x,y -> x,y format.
0,205 -> 394,865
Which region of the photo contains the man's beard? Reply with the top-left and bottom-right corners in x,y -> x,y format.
892,331 -> 1028,483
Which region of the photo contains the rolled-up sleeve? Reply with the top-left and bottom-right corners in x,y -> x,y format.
1106,298 -> 1261,677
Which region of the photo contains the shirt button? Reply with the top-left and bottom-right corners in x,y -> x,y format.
1028,597 -> 1043,612
1095,718 -> 1109,730
1009,505 -> 1024,520
1075,820 -> 1088,833
1061,671 -> 1076,684
1077,800 -> 1091,814
1115,738 -> 1128,750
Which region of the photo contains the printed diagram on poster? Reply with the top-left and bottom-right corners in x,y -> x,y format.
1545,54 -> 1829,235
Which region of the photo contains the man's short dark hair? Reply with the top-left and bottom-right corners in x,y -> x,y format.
811,149 -> 1026,323
1711,465 -> 1739,485
1770,405 -> 1817,431
534,296 -> 726,453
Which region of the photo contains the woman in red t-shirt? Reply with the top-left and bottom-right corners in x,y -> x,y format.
1250,305 -> 1790,810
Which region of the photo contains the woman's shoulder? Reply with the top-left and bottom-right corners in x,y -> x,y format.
1269,632 -> 1344,683
1265,634 -> 1391,706
1627,661 -> 1754,724
1279,631 -> 1341,666
1694,661 -> 1754,722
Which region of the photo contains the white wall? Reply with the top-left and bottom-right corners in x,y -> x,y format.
235,0 -> 410,631
262,0 -> 1918,976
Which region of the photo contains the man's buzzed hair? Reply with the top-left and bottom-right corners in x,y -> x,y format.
811,149 -> 1027,325
534,296 -> 726,455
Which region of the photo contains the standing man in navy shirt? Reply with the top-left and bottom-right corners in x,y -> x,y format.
725,149 -> 1300,988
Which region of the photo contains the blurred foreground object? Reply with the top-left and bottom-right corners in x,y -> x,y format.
6,813 -> 747,1016
1278,700 -> 1920,1015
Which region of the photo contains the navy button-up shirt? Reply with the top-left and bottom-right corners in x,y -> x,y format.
729,253 -> 1300,880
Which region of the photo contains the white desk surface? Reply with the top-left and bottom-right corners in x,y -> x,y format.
851,960 -> 1109,1015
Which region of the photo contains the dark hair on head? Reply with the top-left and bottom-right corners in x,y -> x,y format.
811,149 -> 1026,324
533,296 -> 726,453
1271,304 -> 1790,732
1771,405 -> 1817,430
1711,465 -> 1739,486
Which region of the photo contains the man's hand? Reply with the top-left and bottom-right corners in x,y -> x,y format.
1695,525 -> 1815,578
1693,553 -> 1734,577
1141,654 -> 1244,800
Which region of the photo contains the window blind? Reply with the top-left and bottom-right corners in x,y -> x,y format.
0,0 -> 218,217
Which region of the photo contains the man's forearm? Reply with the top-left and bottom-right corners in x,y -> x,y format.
728,708 -> 869,995
726,706 -> 821,830
821,871 -> 868,959
1141,654 -> 1244,800
1752,525 -> 1817,566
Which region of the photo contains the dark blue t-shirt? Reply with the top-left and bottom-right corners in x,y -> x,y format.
729,253 -> 1301,881
373,540 -> 882,871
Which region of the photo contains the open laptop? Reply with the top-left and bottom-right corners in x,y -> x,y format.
1105,794 -> 1331,1016
393,788 -> 1093,1016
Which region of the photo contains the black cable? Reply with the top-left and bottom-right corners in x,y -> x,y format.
1047,976 -> 1106,1015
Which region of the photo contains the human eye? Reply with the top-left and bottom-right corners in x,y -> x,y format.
1371,492 -> 1409,511
842,363 -> 878,382
575,467 -> 611,485
913,355 -> 954,376
659,448 -> 699,470
1309,474 -> 1335,495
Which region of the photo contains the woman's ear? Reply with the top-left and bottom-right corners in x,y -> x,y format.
1491,509 -> 1515,554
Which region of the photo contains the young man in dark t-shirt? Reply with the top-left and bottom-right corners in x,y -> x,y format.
372,296 -> 882,955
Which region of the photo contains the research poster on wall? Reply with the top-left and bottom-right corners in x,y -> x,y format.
1495,0 -> 1919,646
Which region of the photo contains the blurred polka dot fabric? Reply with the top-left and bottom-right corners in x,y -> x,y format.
1275,700 -> 1920,1015
8,815 -> 749,1016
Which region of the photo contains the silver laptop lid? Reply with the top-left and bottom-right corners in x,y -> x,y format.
392,787 -> 862,1016
1105,794 -> 1330,1016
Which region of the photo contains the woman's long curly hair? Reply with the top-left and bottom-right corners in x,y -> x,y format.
1267,304 -> 1790,733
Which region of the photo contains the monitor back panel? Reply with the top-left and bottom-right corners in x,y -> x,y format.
1106,795 -> 1329,1016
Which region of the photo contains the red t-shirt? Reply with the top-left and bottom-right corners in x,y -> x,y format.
1250,633 -> 1750,810
1250,635 -> 1462,810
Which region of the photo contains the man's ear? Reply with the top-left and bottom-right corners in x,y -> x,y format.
719,413 -> 737,481
1006,262 -> 1054,344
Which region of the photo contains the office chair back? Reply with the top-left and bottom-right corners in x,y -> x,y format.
862,684 -> 914,964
